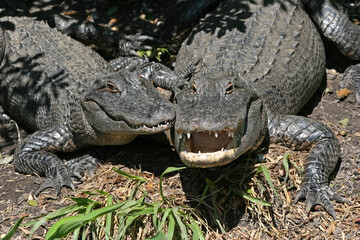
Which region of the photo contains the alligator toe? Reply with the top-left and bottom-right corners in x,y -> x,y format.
294,185 -> 352,219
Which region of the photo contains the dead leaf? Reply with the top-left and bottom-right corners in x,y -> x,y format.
324,87 -> 333,94
109,18 -> 117,25
336,88 -> 352,98
139,13 -> 146,20
326,221 -> 336,235
354,132 -> 360,137
62,10 -> 78,15
284,188 -> 292,205
0,155 -> 13,164
338,130 -> 347,136
338,118 -> 349,127
146,182 -> 153,189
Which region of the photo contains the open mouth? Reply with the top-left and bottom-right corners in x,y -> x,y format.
179,130 -> 234,153
177,129 -> 243,168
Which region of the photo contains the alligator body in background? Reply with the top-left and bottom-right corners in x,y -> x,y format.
132,0 -> 360,219
0,16 -> 175,195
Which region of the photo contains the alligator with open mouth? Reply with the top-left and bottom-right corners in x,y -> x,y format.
135,0 -> 359,218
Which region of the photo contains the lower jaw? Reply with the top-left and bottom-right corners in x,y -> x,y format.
178,148 -> 239,168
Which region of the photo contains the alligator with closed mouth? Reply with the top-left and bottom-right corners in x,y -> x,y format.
0,16 -> 175,195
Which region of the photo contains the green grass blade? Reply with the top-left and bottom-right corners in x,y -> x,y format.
196,185 -> 209,208
128,207 -> 155,216
81,191 -> 104,196
146,231 -> 166,240
81,203 -> 97,240
282,153 -> 290,183
258,165 -> 279,197
186,221 -> 205,240
289,158 -> 303,175
159,167 -> 186,201
105,196 -> 114,240
216,219 -> 226,234
29,204 -> 84,239
238,192 -> 271,207
158,208 -> 171,233
117,215 -> 140,238
72,226 -> 80,240
172,208 -> 189,240
68,197 -> 101,206
152,202 -> 161,231
96,190 -> 111,196
1,216 -> 25,240
112,167 -> 146,182
167,213 -> 175,240
46,200 -> 139,240
205,178 -> 216,189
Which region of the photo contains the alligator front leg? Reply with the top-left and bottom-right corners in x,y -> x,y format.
13,123 -> 98,196
267,111 -> 352,219
110,58 -> 197,93
109,56 -> 149,72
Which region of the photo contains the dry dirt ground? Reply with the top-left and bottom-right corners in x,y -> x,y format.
0,0 -> 359,239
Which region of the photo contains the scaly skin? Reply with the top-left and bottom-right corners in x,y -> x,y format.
0,16 -> 175,195
302,0 -> 360,102
267,109 -> 351,219
140,0 -> 353,218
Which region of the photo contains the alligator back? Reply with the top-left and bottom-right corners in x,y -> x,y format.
0,16 -> 110,130
175,0 -> 325,114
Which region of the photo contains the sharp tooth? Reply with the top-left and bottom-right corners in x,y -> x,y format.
228,132 -> 231,138
221,148 -> 224,151
215,132 -> 218,138
179,134 -> 182,139
187,133 -> 191,139
164,129 -> 173,146
198,150 -> 201,154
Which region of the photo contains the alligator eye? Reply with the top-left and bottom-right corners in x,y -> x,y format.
104,82 -> 120,93
191,83 -> 197,95
225,82 -> 234,94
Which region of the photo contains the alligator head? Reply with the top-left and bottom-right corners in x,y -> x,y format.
82,71 -> 175,143
174,75 -> 267,167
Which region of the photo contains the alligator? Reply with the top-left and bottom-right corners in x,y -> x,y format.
0,16 -> 175,196
125,0 -> 360,219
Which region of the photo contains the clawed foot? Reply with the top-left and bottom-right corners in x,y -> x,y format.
294,185 -> 352,219
35,156 -> 99,196
65,155 -> 99,179
118,33 -> 163,57
35,165 -> 76,196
